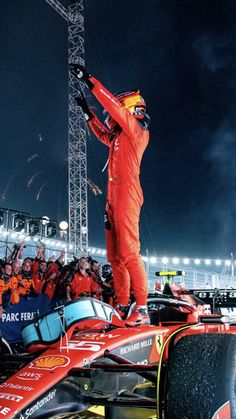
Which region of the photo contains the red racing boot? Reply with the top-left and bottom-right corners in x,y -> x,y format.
115,304 -> 129,319
125,305 -> 150,327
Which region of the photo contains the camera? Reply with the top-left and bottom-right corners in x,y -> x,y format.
87,255 -> 93,264
102,264 -> 112,279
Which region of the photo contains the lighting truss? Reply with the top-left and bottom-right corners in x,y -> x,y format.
44,0 -> 88,256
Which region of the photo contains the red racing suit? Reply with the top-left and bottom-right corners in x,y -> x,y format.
88,77 -> 149,306
68,272 -> 94,300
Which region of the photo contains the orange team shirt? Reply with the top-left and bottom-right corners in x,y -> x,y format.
32,260 -> 58,294
69,272 -> 93,299
17,274 -> 36,296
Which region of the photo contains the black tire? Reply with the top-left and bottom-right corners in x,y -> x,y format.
166,333 -> 236,419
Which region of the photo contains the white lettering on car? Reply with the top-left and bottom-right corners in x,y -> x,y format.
0,406 -> 11,416
20,389 -> 56,419
17,372 -> 43,381
0,383 -> 33,392
0,393 -> 23,402
61,340 -> 105,352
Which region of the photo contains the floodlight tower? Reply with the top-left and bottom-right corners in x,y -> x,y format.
44,0 -> 88,255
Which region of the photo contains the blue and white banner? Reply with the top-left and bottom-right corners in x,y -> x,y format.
0,295 -> 52,343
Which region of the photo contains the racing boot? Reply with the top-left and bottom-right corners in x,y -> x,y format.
115,304 -> 129,319
125,305 -> 150,327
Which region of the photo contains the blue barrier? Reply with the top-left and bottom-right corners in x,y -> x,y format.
0,294 -> 52,343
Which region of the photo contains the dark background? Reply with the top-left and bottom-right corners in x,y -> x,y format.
0,0 -> 235,259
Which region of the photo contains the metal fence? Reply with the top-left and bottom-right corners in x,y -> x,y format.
0,238 -> 234,291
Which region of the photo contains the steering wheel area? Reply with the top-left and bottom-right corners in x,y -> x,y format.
147,295 -> 195,324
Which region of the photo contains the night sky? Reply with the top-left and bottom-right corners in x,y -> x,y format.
0,0 -> 236,259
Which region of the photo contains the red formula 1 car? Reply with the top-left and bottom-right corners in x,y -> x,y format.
0,284 -> 236,419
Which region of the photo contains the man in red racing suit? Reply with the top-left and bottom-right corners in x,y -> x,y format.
71,63 -> 150,326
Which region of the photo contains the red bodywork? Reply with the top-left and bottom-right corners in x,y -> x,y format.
0,290 -> 235,418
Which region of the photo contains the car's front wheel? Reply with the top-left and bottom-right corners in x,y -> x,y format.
166,333 -> 236,418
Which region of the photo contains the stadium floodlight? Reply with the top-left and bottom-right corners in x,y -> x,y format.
91,248 -> 96,254
161,257 -> 168,265
183,258 -> 190,265
101,250 -> 106,256
42,216 -> 50,225
13,213 -> 25,232
172,257 -> 179,265
194,259 -> 200,265
149,256 -> 157,264
59,221 -> 69,231
45,222 -> 57,238
225,260 -> 231,266
142,256 -> 148,262
205,259 -> 211,265
27,219 -> 40,236
215,259 -> 221,266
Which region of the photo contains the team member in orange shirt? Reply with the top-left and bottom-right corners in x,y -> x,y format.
17,259 -> 37,297
71,64 -> 150,326
32,247 -> 59,295
0,263 -> 19,305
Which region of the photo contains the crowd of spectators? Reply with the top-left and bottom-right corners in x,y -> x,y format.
0,241 -> 115,315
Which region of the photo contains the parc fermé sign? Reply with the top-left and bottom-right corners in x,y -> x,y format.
0,294 -> 52,342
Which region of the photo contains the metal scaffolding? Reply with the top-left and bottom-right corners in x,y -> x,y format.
44,0 -> 88,255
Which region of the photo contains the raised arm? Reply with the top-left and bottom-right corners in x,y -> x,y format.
75,91 -> 111,147
71,64 -> 143,138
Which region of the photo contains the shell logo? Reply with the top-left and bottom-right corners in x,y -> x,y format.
29,355 -> 70,370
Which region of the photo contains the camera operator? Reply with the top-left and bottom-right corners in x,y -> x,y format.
101,264 -> 115,306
